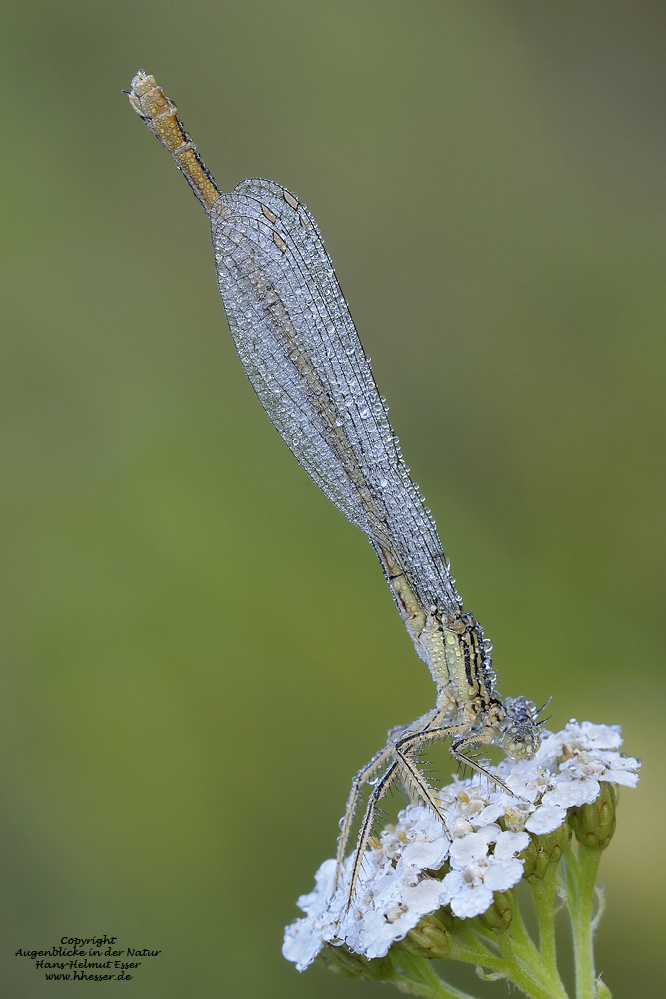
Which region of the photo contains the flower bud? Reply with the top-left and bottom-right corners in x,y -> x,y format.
317,942 -> 393,981
522,823 -> 572,882
477,890 -> 513,933
400,911 -> 452,960
596,975 -> 611,998
569,783 -> 617,850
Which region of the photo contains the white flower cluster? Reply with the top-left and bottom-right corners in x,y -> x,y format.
283,721 -> 640,971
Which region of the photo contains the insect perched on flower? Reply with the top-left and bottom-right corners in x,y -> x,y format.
127,73 -> 641,998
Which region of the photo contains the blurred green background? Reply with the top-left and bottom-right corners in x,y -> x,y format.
2,1 -> 664,996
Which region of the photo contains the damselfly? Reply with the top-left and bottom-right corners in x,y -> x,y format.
127,72 -> 542,911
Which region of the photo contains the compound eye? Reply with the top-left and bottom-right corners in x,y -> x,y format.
501,723 -> 539,760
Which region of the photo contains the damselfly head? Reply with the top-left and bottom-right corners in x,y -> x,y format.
497,695 -> 541,760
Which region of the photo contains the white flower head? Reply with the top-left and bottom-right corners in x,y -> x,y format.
283,720 -> 640,970
438,825 -> 529,919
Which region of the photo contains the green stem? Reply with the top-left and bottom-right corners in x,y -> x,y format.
469,898 -> 568,999
392,914 -> 566,999
565,844 -> 602,999
529,867 -> 567,992
496,933 -> 563,999
446,925 -> 504,969
452,914 -> 568,999
506,898 -> 541,965
389,949 -> 476,999
453,920 -> 501,960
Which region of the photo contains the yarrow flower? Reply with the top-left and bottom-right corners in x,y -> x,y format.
283,720 -> 640,998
